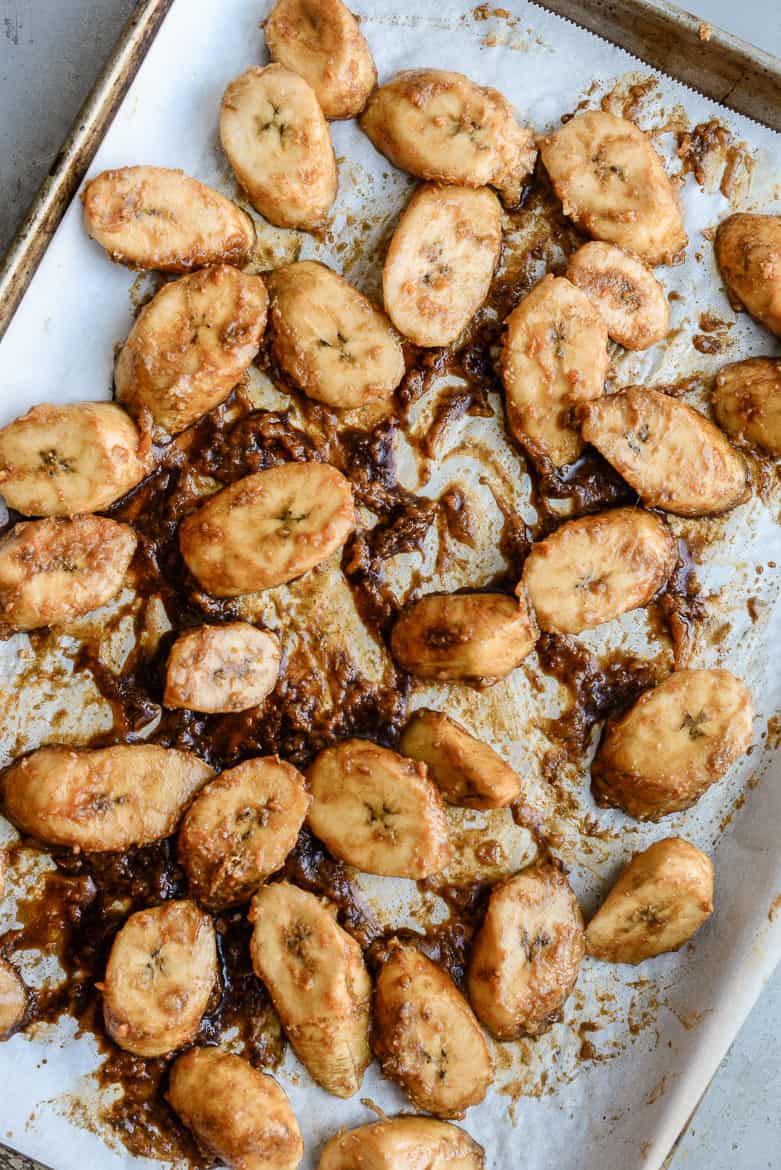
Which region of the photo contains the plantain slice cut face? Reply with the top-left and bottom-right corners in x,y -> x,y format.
265,0 -> 376,120
539,110 -> 687,266
580,387 -> 750,516
168,1046 -> 304,1170
0,516 -> 137,632
390,591 -> 538,685
81,165 -> 256,272
373,943 -> 493,1118
266,261 -> 404,410
318,1117 -> 485,1170
0,402 -> 149,517
2,744 -> 213,852
501,274 -> 609,468
521,507 -> 677,635
382,184 -> 502,347
102,900 -> 218,1057
400,708 -> 521,809
712,357 -> 781,457
164,622 -> 281,714
566,241 -> 669,350
360,69 -> 536,207
115,266 -> 268,437
468,864 -> 585,1039
592,668 -> 754,820
220,64 -> 337,231
0,960 -> 27,1040
715,213 -> 781,338
179,461 -> 355,597
179,757 -> 310,912
586,837 -> 714,964
249,882 -> 372,1098
306,739 -> 452,878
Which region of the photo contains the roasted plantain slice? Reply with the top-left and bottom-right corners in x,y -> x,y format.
168,1046 -> 303,1170
715,213 -> 781,338
81,165 -> 256,272
220,64 -> 337,231
0,516 -> 137,632
520,507 -> 677,634
383,184 -> 502,347
468,864 -> 585,1038
400,708 -> 521,809
0,402 -> 149,517
390,591 -> 538,684
102,900 -> 218,1057
179,461 -> 355,597
265,0 -> 376,120
586,837 -> 714,964
566,241 -> 669,350
373,943 -> 493,1118
318,1117 -> 485,1170
539,111 -> 687,265
2,744 -> 212,852
307,739 -> 452,878
249,882 -> 372,1098
360,69 -> 536,206
501,274 -> 609,468
592,668 -> 754,819
115,265 -> 268,437
179,757 -> 310,911
266,261 -> 404,410
164,621 -> 281,714
712,357 -> 781,457
580,387 -> 750,516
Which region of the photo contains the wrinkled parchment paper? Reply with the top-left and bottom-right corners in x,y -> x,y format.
0,2 -> 780,1169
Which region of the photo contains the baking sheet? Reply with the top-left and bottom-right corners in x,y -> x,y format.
0,2 -> 780,1169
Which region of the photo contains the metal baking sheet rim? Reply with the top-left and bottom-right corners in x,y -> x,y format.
0,1 -> 780,1168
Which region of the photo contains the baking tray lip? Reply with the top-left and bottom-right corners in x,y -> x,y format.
0,2 -> 779,1169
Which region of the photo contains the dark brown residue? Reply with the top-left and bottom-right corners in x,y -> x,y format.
676,119 -> 755,198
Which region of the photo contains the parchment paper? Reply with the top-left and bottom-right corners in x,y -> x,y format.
0,2 -> 780,1169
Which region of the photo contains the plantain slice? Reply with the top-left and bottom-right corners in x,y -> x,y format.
266,261 -> 404,410
179,461 -> 355,597
712,357 -> 781,457
220,64 -> 337,231
102,900 -> 218,1057
360,69 -> 536,206
168,1046 -> 303,1170
0,402 -> 149,517
382,184 -> 502,347
390,591 -> 538,684
501,274 -> 609,468
592,668 -> 754,820
2,744 -> 212,852
318,1117 -> 485,1170
539,110 -> 687,266
400,708 -> 521,809
373,943 -> 493,1118
715,213 -> 781,338
265,0 -> 376,120
0,516 -> 137,632
81,165 -> 256,272
580,387 -> 750,516
566,241 -> 669,350
468,864 -> 585,1039
586,837 -> 714,964
179,757 -> 310,911
249,882 -> 372,1098
164,621 -> 281,713
115,265 -> 268,437
306,739 -> 452,878
520,507 -> 677,634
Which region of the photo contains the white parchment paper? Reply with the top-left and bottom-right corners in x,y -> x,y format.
0,2 -> 780,1169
